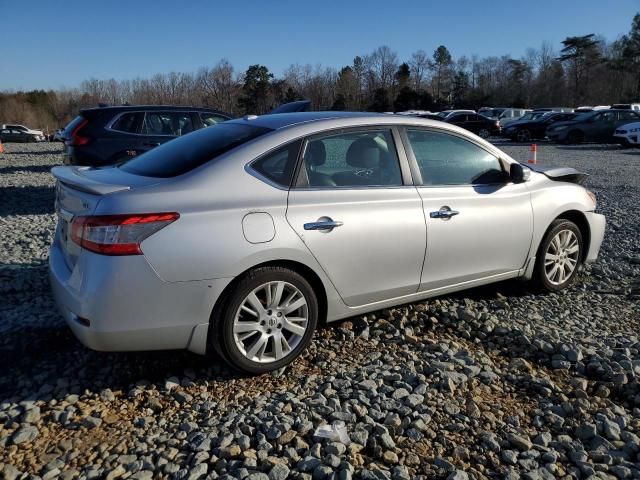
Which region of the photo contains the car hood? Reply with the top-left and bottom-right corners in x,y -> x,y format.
616,122 -> 640,131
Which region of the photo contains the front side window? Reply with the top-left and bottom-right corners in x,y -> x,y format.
299,130 -> 402,188
407,129 -> 506,186
143,112 -> 195,136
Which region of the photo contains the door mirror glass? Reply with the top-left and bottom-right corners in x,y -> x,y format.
510,163 -> 530,183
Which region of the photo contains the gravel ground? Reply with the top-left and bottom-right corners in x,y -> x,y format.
0,141 -> 639,480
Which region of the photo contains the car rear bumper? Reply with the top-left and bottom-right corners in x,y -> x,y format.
584,211 -> 606,263
49,237 -> 231,354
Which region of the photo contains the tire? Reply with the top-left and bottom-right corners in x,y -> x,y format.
210,266 -> 318,374
516,129 -> 531,143
478,128 -> 490,139
533,219 -> 583,292
567,130 -> 584,144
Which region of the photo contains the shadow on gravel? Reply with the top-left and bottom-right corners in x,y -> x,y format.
0,164 -> 55,175
7,149 -> 63,156
0,186 -> 54,216
556,144 -> 622,151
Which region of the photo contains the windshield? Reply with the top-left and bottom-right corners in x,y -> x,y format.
573,112 -> 595,122
120,123 -> 272,177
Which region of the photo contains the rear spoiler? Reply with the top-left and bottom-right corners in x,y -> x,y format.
526,164 -> 588,185
51,166 -> 130,195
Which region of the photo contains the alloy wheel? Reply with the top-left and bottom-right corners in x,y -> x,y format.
233,281 -> 309,363
544,229 -> 580,285
479,128 -> 490,139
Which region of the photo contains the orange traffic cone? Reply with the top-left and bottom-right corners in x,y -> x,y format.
527,143 -> 537,164
0,140 -> 4,154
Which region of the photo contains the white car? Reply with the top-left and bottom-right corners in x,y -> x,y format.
1,124 -> 46,141
614,122 -> 640,146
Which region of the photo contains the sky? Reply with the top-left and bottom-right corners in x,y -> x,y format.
2,0 -> 639,91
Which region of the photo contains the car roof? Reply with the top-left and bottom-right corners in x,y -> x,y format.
229,111 -> 388,130
79,105 -> 230,115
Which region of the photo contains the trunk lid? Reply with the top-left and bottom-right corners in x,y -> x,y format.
51,165 -> 162,268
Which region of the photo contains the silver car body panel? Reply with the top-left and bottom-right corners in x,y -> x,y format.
49,112 -> 606,354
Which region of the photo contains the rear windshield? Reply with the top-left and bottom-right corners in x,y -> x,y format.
64,115 -> 86,133
119,123 -> 272,177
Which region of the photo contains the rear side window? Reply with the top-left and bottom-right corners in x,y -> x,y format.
110,113 -> 141,133
251,140 -> 301,187
407,129 -> 506,185
120,123 -> 271,177
143,112 -> 195,136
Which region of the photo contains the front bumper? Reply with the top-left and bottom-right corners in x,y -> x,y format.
584,211 -> 606,263
613,133 -> 639,145
49,236 -> 231,355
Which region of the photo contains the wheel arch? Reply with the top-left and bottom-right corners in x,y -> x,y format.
209,259 -> 329,332
545,209 -> 591,262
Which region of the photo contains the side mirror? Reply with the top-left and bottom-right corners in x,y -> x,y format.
510,163 -> 530,183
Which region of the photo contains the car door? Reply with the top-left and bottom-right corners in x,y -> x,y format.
589,111 -> 616,141
285,127 -> 426,307
402,128 -> 533,291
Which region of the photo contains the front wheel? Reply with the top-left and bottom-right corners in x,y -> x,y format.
533,220 -> 583,291
516,129 -> 531,143
478,128 -> 490,139
211,266 -> 318,374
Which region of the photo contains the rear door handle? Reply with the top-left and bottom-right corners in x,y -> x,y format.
304,219 -> 344,231
430,207 -> 460,219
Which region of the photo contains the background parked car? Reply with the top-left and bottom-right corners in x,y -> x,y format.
61,105 -> 231,166
546,109 -> 640,143
0,127 -> 44,143
497,108 -> 531,126
444,112 -> 501,138
613,121 -> 640,146
436,109 -> 476,119
502,112 -> 576,142
611,103 -> 640,111
533,107 -> 575,113
477,107 -> 505,119
1,123 -> 46,141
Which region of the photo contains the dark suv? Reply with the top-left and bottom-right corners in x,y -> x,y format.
546,109 -> 640,144
62,105 -> 231,166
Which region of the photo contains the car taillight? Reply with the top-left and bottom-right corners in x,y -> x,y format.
70,213 -> 179,255
67,119 -> 92,146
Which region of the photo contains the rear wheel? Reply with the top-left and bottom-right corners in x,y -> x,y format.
478,128 -> 490,139
210,266 -> 318,374
516,129 -> 531,143
533,220 -> 583,292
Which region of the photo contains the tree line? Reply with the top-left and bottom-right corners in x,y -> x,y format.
3,13 -> 640,130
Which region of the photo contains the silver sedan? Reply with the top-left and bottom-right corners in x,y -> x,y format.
49,112 -> 606,373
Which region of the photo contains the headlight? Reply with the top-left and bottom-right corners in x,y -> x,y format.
586,190 -> 597,209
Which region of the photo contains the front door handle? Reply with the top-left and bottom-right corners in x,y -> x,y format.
304,219 -> 344,231
430,207 -> 460,219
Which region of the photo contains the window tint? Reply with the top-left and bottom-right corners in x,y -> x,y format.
407,129 -> 506,185
143,112 -> 195,136
301,130 -> 402,188
251,140 -> 301,187
201,113 -> 228,127
120,123 -> 271,178
618,111 -> 638,121
111,113 -> 140,133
